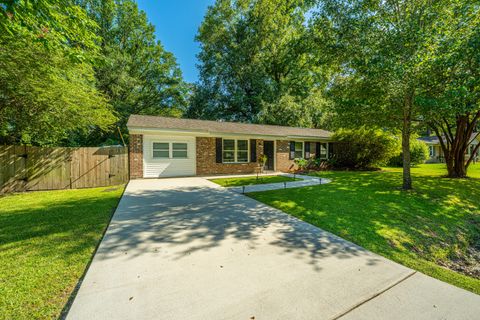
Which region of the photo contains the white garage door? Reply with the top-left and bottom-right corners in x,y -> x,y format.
143,135 -> 196,178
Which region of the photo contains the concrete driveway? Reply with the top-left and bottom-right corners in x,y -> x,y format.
67,178 -> 480,320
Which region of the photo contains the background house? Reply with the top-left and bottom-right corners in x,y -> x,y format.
418,134 -> 479,163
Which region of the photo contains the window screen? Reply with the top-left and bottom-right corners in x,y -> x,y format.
172,143 -> 188,158
237,140 -> 248,162
153,142 -> 169,158
223,139 -> 235,162
294,142 -> 303,159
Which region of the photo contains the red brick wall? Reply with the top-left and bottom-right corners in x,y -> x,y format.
276,140 -> 296,172
196,137 -> 264,175
276,141 -> 320,172
129,134 -> 143,179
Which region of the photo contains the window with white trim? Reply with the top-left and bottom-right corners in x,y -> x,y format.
153,142 -> 169,158
294,141 -> 303,159
172,143 -> 188,158
152,142 -> 188,159
223,139 -> 249,163
319,143 -> 328,159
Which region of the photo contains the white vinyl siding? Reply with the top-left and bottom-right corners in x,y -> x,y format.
143,135 -> 195,178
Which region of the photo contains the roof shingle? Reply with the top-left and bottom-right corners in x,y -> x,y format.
127,115 -> 332,139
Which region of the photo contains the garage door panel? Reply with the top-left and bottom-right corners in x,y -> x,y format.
143,135 -> 196,178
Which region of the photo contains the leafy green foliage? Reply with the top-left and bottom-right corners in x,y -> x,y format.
331,128 -> 399,169
0,0 -> 188,146
316,0 -> 459,188
189,0 -> 333,128
388,139 -> 429,167
0,0 -> 116,145
416,0 -> 480,177
0,0 -> 100,59
294,158 -> 309,171
73,0 -> 189,145
250,166 -> 480,293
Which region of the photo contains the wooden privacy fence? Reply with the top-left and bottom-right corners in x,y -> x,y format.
0,145 -> 129,194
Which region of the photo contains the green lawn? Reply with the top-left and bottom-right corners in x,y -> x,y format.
210,175 -> 301,187
0,186 -> 125,320
249,163 -> 480,294
383,162 -> 480,178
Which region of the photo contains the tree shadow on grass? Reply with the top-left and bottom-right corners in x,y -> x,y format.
0,187 -> 123,319
254,171 -> 480,280
0,190 -> 122,260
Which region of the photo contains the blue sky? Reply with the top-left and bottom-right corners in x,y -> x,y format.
136,0 -> 215,83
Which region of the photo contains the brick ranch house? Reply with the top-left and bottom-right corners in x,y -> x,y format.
127,115 -> 333,178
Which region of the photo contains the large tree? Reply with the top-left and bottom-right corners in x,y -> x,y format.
316,0 -> 456,189
419,0 -> 480,178
0,0 -> 116,145
189,0 -> 333,127
76,0 -> 189,145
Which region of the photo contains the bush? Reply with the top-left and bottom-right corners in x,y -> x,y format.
331,127 -> 399,169
294,158 -> 309,171
387,139 -> 429,167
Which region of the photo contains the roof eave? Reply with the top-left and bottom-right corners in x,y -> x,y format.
127,126 -> 331,140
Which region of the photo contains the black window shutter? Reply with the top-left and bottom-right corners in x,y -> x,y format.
328,142 -> 334,158
289,141 -> 295,160
316,142 -> 321,158
215,138 -> 222,163
305,142 -> 310,159
250,139 -> 257,162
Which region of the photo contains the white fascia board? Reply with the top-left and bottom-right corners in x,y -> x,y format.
128,127 -> 210,136
286,136 -> 331,141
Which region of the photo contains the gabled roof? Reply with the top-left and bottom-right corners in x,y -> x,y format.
418,133 -> 479,145
127,115 -> 332,139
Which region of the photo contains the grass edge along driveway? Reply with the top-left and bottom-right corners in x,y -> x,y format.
210,175 -> 301,187
0,185 -> 125,320
249,164 -> 480,294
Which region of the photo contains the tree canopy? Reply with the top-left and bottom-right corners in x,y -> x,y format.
417,0 -> 480,177
313,0 -> 466,188
76,0 -> 189,145
0,0 -> 114,145
189,0 -> 334,128
0,0 -> 188,146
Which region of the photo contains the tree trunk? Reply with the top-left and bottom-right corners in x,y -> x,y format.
402,124 -> 412,189
433,113 -> 479,179
445,156 -> 455,177
402,92 -> 413,190
452,147 -> 467,178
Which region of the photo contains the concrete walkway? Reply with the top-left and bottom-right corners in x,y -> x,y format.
67,178 -> 480,320
209,173 -> 331,193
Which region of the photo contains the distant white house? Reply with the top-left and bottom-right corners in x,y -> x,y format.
418,134 -> 479,163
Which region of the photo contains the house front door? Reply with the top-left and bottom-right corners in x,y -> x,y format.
263,141 -> 274,171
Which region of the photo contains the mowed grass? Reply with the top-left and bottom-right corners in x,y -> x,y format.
383,162 -> 480,178
0,186 -> 125,320
249,164 -> 480,294
210,175 -> 301,187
